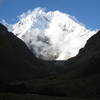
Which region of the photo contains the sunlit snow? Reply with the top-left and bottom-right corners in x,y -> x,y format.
5,7 -> 96,60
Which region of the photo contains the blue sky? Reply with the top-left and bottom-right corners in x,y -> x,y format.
0,0 -> 99,30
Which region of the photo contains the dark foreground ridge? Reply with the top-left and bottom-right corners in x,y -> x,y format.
0,23 -> 49,81
0,24 -> 100,100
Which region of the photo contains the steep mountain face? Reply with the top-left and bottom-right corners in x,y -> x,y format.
7,8 -> 96,60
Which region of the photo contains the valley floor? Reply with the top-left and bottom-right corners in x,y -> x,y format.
0,93 -> 99,100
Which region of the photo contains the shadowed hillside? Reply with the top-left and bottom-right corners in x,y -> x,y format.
0,24 -> 100,100
0,24 -> 64,82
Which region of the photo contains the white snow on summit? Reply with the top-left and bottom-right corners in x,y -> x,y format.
7,7 -> 96,60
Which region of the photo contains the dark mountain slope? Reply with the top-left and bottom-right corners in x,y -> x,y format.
64,30 -> 100,78
0,24 -> 52,82
0,23 -> 100,100
28,30 -> 100,99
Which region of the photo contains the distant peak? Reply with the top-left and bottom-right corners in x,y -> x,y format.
5,7 -> 96,60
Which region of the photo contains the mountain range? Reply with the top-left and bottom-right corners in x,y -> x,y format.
0,23 -> 100,100
0,8 -> 100,100
5,8 -> 96,60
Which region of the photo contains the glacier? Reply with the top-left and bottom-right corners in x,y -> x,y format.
5,7 -> 96,60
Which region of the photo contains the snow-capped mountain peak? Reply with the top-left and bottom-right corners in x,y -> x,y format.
7,7 -> 96,60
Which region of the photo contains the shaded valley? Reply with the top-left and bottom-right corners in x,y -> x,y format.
0,24 -> 100,100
